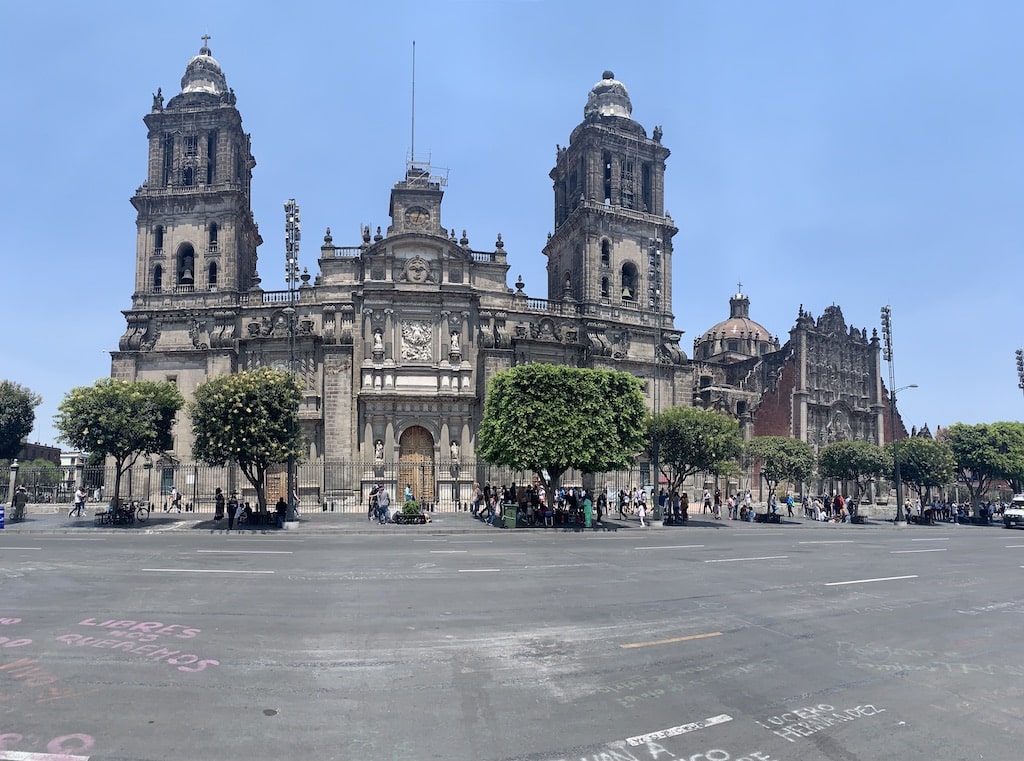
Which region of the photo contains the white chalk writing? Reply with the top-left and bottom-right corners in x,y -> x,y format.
627,714 -> 733,746
755,703 -> 886,742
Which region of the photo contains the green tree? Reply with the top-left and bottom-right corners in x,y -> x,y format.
818,440 -> 889,504
477,364 -> 647,499
189,367 -> 303,512
55,378 -> 183,509
652,406 -> 743,496
889,436 -> 956,504
946,422 -> 1024,504
746,436 -> 816,498
0,380 -> 42,460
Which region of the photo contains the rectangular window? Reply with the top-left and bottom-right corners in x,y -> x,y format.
162,134 -> 174,186
184,135 -> 198,157
207,130 -> 217,184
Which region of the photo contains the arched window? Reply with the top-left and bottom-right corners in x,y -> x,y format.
183,166 -> 195,187
601,277 -> 609,297
620,263 -> 638,301
154,225 -> 164,251
177,244 -> 196,285
153,265 -> 163,292
208,223 -> 218,248
208,261 -> 218,288
601,239 -> 611,264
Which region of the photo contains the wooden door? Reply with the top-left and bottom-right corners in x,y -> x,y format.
398,426 -> 435,505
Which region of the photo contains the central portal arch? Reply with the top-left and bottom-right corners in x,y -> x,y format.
399,426 -> 436,505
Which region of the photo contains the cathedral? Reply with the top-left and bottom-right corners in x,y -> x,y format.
110,41 -> 899,507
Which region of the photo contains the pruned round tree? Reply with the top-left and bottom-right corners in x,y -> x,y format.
55,378 -> 183,509
0,380 -> 42,460
818,440 -> 889,505
189,367 -> 303,511
651,405 -> 743,496
746,435 -> 816,498
477,364 -> 648,498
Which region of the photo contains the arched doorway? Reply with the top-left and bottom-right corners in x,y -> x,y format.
399,426 -> 435,505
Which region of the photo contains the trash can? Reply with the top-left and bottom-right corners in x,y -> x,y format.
503,503 -> 518,529
0,504 -> 5,530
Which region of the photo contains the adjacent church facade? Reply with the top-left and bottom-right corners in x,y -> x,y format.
110,42 -> 902,508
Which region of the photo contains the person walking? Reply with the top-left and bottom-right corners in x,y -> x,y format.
70,486 -> 86,518
638,496 -> 647,527
583,489 -> 593,528
226,490 -> 239,531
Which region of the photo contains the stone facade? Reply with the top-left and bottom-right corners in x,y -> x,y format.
110,44 -> 899,504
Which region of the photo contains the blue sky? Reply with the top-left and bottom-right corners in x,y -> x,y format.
2,1 -> 1021,447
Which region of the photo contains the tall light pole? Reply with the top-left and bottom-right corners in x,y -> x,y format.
880,305 -> 917,525
284,199 -> 301,521
1016,348 -> 1023,401
648,237 -> 662,516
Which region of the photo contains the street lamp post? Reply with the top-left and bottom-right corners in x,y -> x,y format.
284,199 -> 301,522
647,237 -> 662,517
1016,348 -> 1023,401
880,305 -> 917,525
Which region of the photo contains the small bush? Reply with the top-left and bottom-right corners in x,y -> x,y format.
402,500 -> 421,515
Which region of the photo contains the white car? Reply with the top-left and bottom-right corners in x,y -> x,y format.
1003,495 -> 1024,529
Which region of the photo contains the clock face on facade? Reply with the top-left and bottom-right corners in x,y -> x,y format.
405,206 -> 430,228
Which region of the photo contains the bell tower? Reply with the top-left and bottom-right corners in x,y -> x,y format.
544,71 -> 676,320
129,37 -> 262,304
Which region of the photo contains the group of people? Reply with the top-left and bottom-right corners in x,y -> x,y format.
213,487 -> 290,530
470,482 -> 605,528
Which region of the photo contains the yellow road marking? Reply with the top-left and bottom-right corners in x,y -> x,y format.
620,631 -> 723,649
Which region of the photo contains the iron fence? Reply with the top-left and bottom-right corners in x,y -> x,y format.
5,461 -> 665,514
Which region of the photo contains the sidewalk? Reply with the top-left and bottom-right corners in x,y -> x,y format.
0,504 -> 996,536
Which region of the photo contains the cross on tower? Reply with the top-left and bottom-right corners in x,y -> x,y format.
201,33 -> 211,49
737,281 -> 743,294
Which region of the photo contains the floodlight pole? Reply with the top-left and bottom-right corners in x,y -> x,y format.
284,199 -> 301,522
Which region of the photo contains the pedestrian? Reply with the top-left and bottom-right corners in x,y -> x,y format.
786,494 -> 794,517
226,490 -> 239,530
70,486 -> 86,518
638,497 -> 647,527
214,487 -> 225,521
678,491 -> 688,523
403,483 -> 413,504
703,489 -> 712,514
378,485 -> 391,524
596,491 -> 606,524
583,489 -> 593,528
368,483 -> 380,521
275,495 -> 288,528
12,486 -> 29,521
471,482 -> 482,516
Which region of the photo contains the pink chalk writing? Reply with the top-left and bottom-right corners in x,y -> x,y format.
54,634 -> 218,673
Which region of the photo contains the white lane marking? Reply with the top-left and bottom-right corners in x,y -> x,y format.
37,537 -> 107,541
635,545 -> 705,550
413,539 -> 447,542
458,568 -> 500,573
141,568 -> 275,574
825,575 -> 918,586
1007,545 -> 1024,548
430,550 -> 468,554
451,540 -> 494,544
196,549 -> 293,554
523,563 -> 585,569
705,555 -> 788,563
912,537 -> 950,542
626,713 -> 733,746
891,548 -> 947,554
799,540 -> 854,544
1,547 -> 41,550
1,751 -> 91,760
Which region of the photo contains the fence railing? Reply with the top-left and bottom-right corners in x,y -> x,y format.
5,461 -> 667,515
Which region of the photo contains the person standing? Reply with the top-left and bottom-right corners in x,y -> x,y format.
703,489 -> 712,514
368,483 -> 380,521
679,491 -> 689,523
275,495 -> 288,528
596,491 -> 606,524
378,485 -> 391,524
638,496 -> 647,527
583,489 -> 593,528
12,486 -> 29,521
214,487 -> 225,521
226,490 -> 239,531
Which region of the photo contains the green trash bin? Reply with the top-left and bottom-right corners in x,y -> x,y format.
503,503 -> 519,529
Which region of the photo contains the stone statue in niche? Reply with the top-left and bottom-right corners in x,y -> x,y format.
373,330 -> 384,350
450,331 -> 460,353
450,441 -> 460,462
374,440 -> 384,462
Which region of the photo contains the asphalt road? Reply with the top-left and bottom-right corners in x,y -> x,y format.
1,518 -> 1022,761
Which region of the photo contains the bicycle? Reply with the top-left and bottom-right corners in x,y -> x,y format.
134,500 -> 151,523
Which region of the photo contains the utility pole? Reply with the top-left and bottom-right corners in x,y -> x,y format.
284,199 -> 301,521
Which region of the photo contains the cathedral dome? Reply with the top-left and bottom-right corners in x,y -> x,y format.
180,41 -> 227,96
584,70 -> 633,120
694,291 -> 778,362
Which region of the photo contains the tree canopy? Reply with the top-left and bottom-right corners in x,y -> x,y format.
945,422 -> 1024,503
476,364 -> 647,495
890,436 -> 956,503
55,378 -> 183,508
189,367 -> 303,511
651,405 -> 743,495
0,380 -> 42,460
746,436 -> 816,496
817,440 -> 889,503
